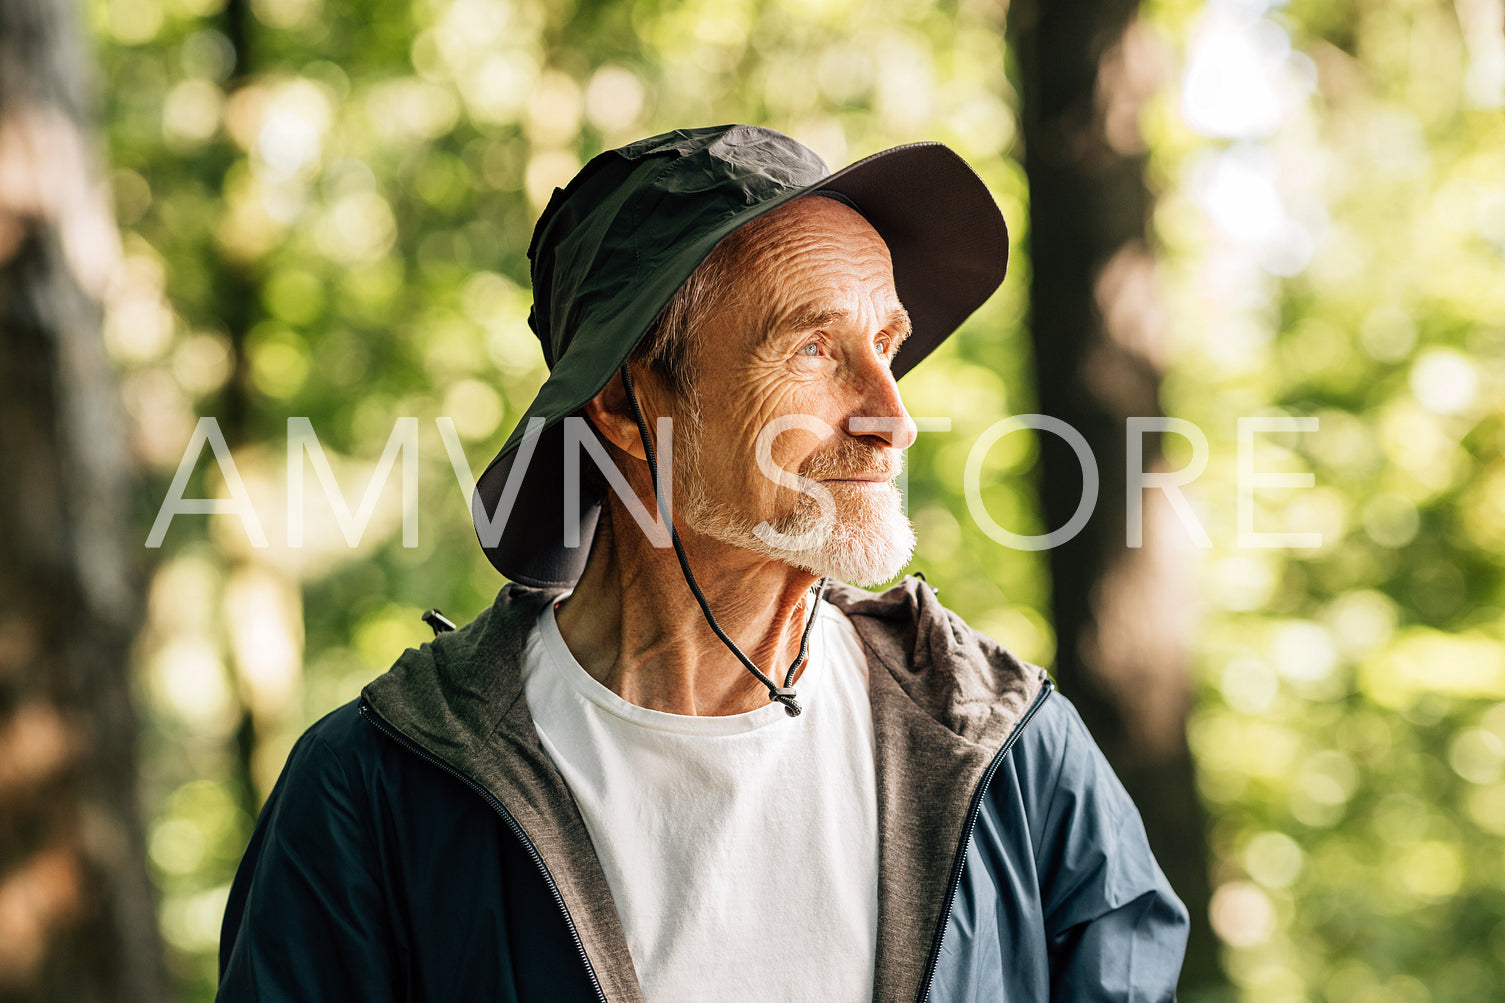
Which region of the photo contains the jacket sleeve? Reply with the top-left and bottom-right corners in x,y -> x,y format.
218,711 -> 403,1001
1029,695 -> 1190,1002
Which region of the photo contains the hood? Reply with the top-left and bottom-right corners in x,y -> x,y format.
360,575 -> 1047,1002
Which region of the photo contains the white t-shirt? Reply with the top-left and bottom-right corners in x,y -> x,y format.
522,597 -> 879,1003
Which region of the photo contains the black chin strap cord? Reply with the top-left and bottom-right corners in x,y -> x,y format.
619,363 -> 826,717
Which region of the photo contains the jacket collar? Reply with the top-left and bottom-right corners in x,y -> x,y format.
361,576 -> 1047,1003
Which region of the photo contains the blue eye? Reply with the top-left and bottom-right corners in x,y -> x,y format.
799,341 -> 821,356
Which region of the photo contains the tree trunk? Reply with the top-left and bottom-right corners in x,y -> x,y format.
1008,0 -> 1221,990
0,0 -> 168,999
219,0 -> 269,826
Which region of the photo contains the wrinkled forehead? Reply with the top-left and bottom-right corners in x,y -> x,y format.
742,194 -> 894,269
735,196 -> 901,325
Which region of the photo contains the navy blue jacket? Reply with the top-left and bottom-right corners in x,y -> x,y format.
219,580 -> 1187,1001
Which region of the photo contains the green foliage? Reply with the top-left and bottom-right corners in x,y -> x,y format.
1146,0 -> 1505,998
90,0 -> 1505,998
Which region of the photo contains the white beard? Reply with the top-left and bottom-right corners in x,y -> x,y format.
670,399 -> 916,587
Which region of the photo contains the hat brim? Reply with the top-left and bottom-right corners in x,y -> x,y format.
475,141 -> 1008,587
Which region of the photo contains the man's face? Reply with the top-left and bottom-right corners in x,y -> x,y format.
671,195 -> 919,586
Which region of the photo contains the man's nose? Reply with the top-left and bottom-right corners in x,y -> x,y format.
848,363 -> 918,450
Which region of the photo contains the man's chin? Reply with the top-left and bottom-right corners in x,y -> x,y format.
760,504 -> 917,587
785,538 -> 915,588
680,486 -> 916,586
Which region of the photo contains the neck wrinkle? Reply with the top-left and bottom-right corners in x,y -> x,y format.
556,493 -> 819,717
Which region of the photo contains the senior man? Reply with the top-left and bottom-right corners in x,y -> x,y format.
219,125 -> 1188,1001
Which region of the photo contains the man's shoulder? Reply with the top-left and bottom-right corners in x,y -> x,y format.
301,695 -> 371,748
993,688 -> 1149,859
1014,688 -> 1089,757
266,699 -> 387,805
359,585 -> 561,748
264,692 -> 504,841
1006,689 -> 1102,789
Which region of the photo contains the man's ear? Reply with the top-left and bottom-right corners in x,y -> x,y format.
582,369 -> 649,462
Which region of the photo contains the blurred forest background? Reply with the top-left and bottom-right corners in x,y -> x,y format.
1,0 -> 1503,998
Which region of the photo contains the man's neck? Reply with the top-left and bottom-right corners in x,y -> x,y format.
553,504 -> 820,716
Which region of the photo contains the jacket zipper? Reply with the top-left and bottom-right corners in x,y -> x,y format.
358,697 -> 610,1003
915,679 -> 1055,1003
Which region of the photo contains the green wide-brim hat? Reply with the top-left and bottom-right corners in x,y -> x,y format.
475,124 -> 1009,587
